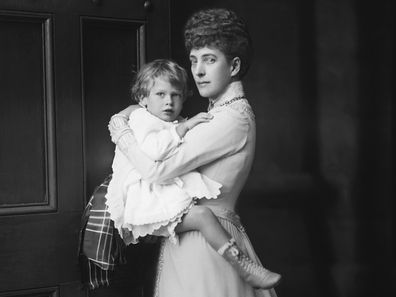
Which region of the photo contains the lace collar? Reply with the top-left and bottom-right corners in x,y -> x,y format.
208,81 -> 245,111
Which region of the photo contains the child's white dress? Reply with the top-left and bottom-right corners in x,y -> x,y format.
105,108 -> 222,245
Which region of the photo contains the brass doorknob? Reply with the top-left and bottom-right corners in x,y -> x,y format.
144,0 -> 153,11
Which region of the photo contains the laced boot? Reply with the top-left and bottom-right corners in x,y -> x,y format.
218,238 -> 282,289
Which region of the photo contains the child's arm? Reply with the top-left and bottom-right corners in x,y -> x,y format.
175,112 -> 213,139
130,109 -> 184,161
109,108 -> 249,183
138,127 -> 183,161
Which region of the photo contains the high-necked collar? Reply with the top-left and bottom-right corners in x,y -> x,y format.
208,81 -> 245,110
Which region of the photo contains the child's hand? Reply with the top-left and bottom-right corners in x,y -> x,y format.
186,112 -> 213,130
176,112 -> 213,138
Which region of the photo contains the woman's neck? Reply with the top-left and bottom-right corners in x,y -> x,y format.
208,81 -> 245,108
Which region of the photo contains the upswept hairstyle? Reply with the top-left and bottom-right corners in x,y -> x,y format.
131,59 -> 188,103
184,8 -> 252,78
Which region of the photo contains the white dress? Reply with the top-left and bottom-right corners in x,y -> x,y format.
109,81 -> 278,297
105,108 -> 222,244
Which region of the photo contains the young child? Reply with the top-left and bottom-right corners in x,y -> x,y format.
106,59 -> 280,289
106,59 -> 221,245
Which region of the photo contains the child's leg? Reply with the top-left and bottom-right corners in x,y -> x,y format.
174,205 -> 231,250
175,205 -> 282,289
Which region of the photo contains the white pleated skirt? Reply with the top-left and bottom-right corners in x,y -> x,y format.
154,206 -> 278,297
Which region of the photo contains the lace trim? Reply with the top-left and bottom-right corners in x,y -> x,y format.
124,199 -> 199,245
121,178 -> 220,227
224,98 -> 255,122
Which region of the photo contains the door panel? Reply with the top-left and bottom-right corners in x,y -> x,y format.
0,1 -> 170,296
0,12 -> 56,214
81,17 -> 144,194
0,213 -> 82,289
0,286 -> 58,297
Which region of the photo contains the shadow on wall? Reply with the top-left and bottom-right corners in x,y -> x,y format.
353,0 -> 395,295
170,1 -> 395,297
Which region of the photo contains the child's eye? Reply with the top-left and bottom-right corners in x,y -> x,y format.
172,93 -> 182,99
156,92 -> 165,97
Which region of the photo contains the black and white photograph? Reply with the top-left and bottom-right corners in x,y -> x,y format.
0,1 -> 394,297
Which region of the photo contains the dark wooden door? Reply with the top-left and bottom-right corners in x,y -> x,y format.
0,1 -> 170,296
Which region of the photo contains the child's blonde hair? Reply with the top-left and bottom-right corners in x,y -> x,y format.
131,59 -> 188,103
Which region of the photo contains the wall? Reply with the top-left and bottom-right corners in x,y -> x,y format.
170,0 -> 395,296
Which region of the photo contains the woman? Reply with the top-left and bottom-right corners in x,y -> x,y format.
108,8 -> 279,297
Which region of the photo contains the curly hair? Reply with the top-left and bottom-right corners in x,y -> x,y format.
131,59 -> 188,103
184,8 -> 252,78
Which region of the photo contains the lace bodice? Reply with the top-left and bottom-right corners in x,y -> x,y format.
225,98 -> 255,122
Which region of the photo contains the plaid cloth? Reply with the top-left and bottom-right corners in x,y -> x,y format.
78,174 -> 127,289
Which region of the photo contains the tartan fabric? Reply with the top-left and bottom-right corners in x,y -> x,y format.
78,175 -> 127,289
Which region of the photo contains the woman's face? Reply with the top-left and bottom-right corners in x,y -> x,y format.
189,46 -> 234,101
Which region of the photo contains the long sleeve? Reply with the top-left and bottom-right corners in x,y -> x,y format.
129,109 -> 182,161
109,109 -> 249,183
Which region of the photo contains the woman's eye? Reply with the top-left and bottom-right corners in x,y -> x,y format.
204,57 -> 216,64
157,92 -> 165,97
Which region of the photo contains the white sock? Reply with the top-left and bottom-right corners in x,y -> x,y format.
217,238 -> 236,255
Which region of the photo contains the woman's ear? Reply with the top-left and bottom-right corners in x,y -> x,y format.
230,57 -> 241,77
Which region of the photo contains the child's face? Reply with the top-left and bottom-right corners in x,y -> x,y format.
141,76 -> 184,122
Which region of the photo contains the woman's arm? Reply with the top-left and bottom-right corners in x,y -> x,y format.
109,110 -> 249,183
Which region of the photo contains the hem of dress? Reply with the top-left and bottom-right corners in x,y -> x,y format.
124,199 -> 198,245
